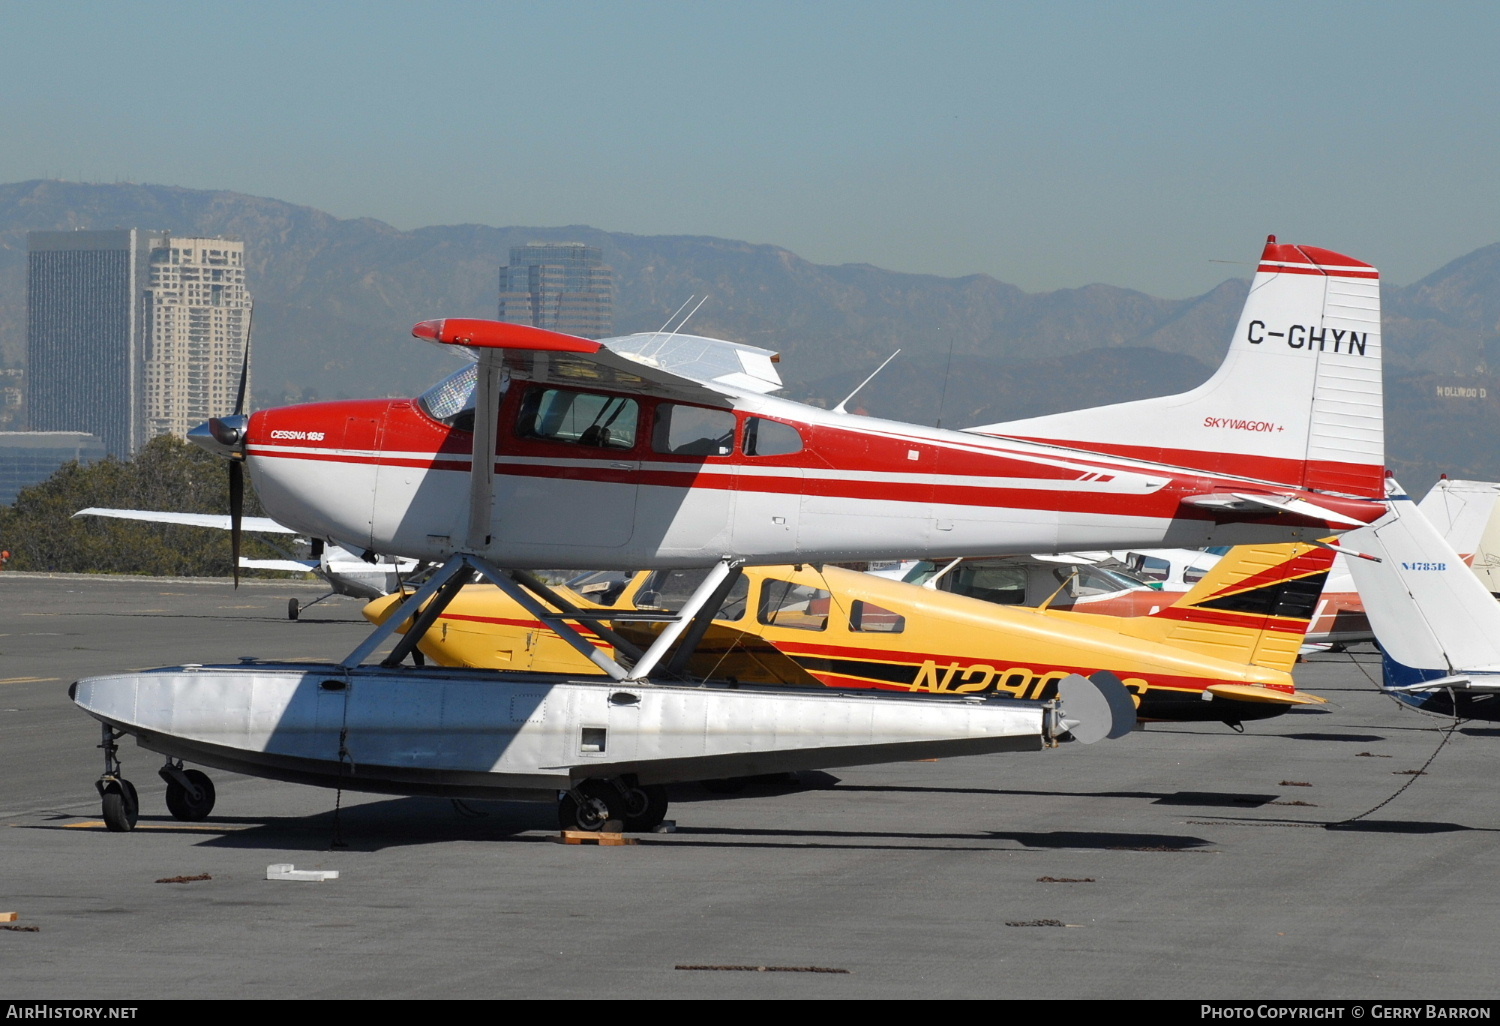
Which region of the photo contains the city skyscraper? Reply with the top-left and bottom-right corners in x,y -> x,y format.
25,229 -> 252,455
143,236 -> 253,441
26,229 -> 151,457
498,243 -> 614,339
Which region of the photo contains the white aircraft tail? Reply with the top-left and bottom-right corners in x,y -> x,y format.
969,236 -> 1383,498
1343,483 -> 1500,698
1415,478 -> 1500,564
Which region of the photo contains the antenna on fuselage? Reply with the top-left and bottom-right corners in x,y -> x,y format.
934,330 -> 955,429
833,349 -> 901,415
642,295 -> 710,364
654,296 -> 697,336
673,294 -> 708,334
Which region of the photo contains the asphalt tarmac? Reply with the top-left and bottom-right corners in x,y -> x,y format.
1,571 -> 1496,1000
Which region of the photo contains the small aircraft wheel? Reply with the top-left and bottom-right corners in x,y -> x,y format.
164,769 -> 216,821
558,780 -> 626,832
287,598 -> 299,621
101,779 -> 139,832
621,782 -> 668,832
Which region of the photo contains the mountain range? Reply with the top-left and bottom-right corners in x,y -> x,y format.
2,179 -> 1496,494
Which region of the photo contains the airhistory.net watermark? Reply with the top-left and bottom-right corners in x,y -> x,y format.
5,1008 -> 137,1019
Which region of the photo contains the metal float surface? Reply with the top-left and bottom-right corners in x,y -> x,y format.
71,664 -> 1048,800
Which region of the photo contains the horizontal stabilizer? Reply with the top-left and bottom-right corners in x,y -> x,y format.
1384,672 -> 1500,693
1181,492 -> 1368,528
1206,682 -> 1327,705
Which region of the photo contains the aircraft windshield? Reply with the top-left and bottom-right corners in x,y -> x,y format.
417,363 -> 478,427
1055,564 -> 1151,596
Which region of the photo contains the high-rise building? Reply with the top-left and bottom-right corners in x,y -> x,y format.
26,229 -> 151,457
25,230 -> 252,455
143,236 -> 253,440
498,243 -> 614,339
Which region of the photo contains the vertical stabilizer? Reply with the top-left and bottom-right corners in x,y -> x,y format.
968,237 -> 1383,497
1415,478 -> 1500,562
1343,485 -> 1500,685
1139,543 -> 1334,673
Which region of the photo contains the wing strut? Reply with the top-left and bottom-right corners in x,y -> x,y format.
466,351 -> 502,550
664,563 -> 746,676
626,559 -> 739,681
342,552 -> 744,684
342,552 -> 637,680
507,570 -> 647,662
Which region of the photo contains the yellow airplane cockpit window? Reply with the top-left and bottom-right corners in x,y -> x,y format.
759,579 -> 830,631
849,600 -> 905,633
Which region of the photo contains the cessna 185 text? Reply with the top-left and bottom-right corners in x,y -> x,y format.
70,236 -> 1385,834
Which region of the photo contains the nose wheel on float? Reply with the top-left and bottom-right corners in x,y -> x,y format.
94,724 -> 218,830
95,724 -> 138,832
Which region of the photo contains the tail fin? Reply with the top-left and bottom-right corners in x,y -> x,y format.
968,236 -> 1383,498
1342,484 -> 1500,689
1133,543 -> 1336,673
1415,478 -> 1500,564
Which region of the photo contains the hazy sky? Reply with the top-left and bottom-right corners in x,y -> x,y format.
4,1 -> 1498,296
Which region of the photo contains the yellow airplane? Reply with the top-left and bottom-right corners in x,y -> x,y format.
364,543 -> 1332,727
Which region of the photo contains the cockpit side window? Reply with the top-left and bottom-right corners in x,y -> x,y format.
653,404 -> 736,456
743,417 -> 803,457
518,388 -> 639,450
758,579 -> 830,631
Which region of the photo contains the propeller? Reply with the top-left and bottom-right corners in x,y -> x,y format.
187,307 -> 252,586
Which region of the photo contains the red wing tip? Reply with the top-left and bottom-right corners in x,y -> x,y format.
410,317 -> 601,353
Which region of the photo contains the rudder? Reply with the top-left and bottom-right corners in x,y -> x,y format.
1343,484 -> 1500,686
1139,543 -> 1335,673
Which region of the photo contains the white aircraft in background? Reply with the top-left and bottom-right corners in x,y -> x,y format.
73,508 -> 418,617
1296,477 -> 1500,651
901,549 -> 1216,616
1412,478 -> 1500,595
1342,481 -> 1500,721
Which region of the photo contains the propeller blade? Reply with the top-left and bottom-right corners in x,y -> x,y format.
233,305 -> 253,416
229,307 -> 252,587
230,459 -> 244,588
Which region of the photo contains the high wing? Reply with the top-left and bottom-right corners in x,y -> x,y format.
413,319 -> 783,404
239,558 -> 320,572
75,507 -> 294,534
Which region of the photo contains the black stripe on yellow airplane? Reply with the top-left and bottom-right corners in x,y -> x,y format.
1194,571 -> 1328,619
